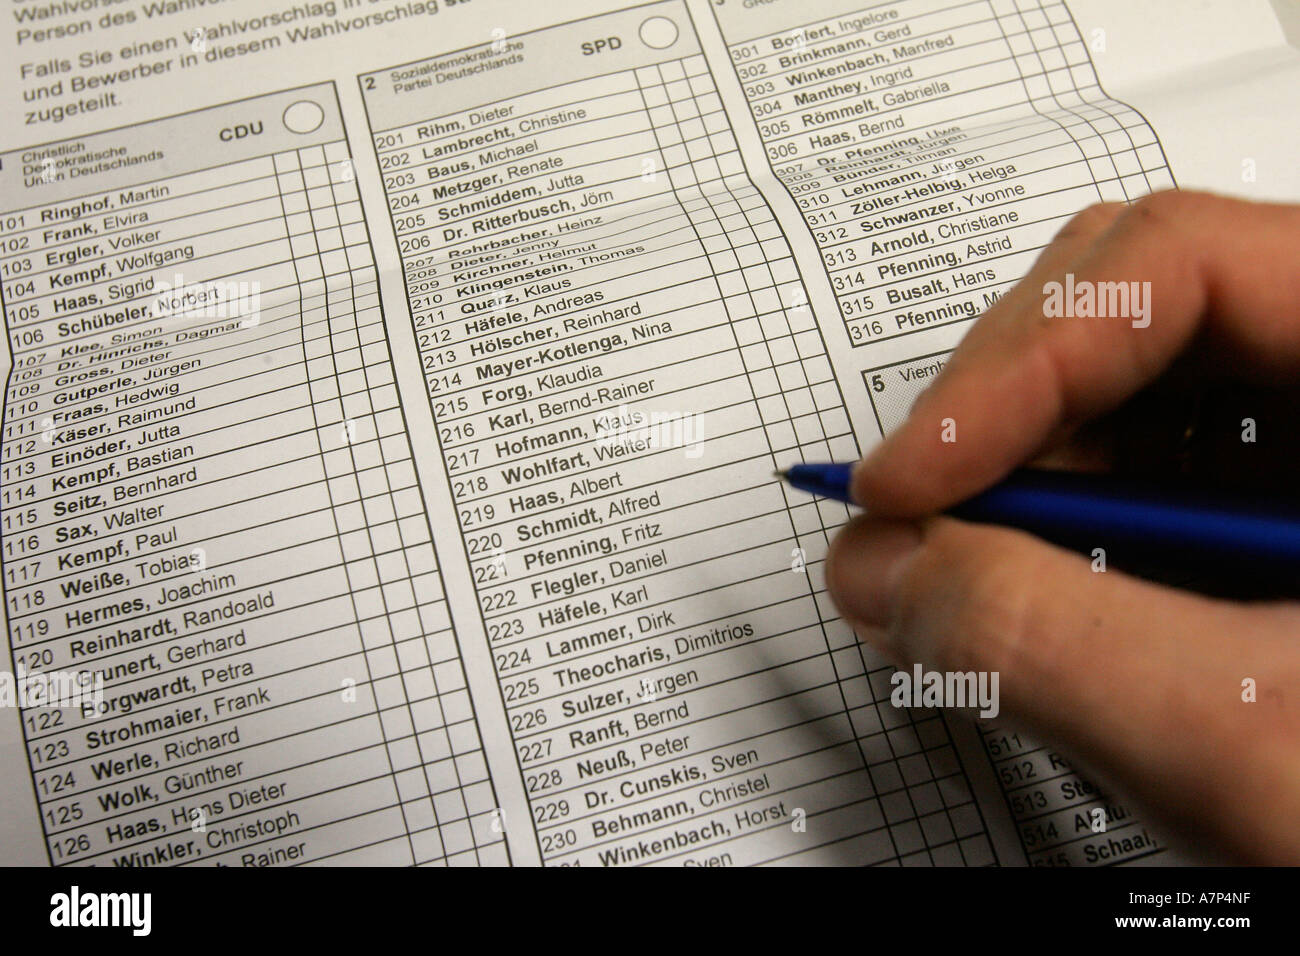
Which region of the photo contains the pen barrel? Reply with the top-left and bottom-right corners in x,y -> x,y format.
950,471 -> 1300,573
783,462 -> 855,503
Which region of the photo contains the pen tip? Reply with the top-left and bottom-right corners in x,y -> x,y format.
772,469 -> 787,479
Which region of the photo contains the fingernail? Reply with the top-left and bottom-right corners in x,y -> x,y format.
826,519 -> 923,630
849,451 -> 880,505
842,620 -> 907,667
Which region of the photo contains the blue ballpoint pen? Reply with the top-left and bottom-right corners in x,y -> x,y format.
776,463 -> 1300,580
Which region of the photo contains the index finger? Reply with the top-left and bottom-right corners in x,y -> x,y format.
853,191 -> 1300,515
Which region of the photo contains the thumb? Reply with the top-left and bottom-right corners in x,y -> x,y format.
825,515 -> 1300,864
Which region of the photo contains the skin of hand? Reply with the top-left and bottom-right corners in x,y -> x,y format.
824,191 -> 1300,865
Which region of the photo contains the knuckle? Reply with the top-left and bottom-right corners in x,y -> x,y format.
897,523 -> 1046,676
1053,201 -> 1124,243
1124,188 -> 1216,232
898,521 -> 1105,698
1128,189 -> 1180,223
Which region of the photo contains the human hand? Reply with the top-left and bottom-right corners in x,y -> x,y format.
825,191 -> 1300,864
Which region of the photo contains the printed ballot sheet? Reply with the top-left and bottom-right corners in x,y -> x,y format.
0,0 -> 1296,867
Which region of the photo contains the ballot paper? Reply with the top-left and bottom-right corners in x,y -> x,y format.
1,0 -> 1296,867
